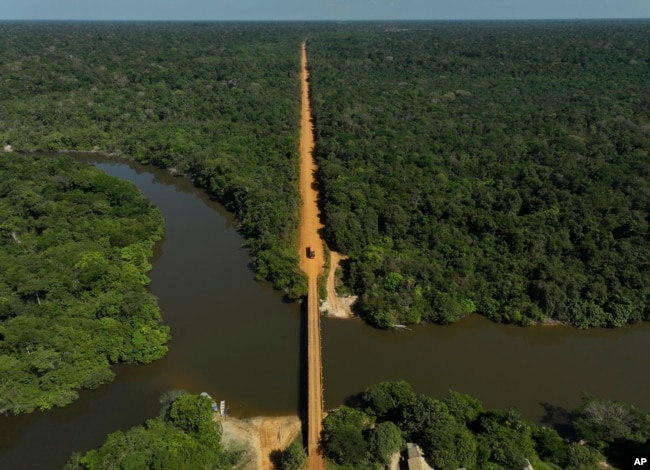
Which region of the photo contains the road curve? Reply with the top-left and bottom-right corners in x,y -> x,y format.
298,41 -> 326,470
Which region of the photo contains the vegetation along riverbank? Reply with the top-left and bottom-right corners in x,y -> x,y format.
0,154 -> 168,414
65,384 -> 650,470
308,21 -> 650,329
319,381 -> 650,470
0,22 -> 307,298
65,393 -> 240,469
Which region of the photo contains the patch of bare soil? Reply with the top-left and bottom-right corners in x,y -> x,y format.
218,414 -> 302,470
320,251 -> 357,319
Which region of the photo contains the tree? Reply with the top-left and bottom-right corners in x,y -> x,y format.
574,395 -> 645,445
415,398 -> 478,470
165,394 -> 218,435
366,421 -> 404,466
532,426 -> 567,466
273,438 -> 307,470
444,390 -> 484,424
564,443 -> 603,470
321,406 -> 372,466
476,410 -> 537,470
604,295 -> 638,327
362,380 -> 416,423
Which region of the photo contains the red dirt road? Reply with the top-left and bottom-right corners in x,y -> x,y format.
298,41 -> 326,470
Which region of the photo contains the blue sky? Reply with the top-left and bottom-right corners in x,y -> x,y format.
2,0 -> 649,21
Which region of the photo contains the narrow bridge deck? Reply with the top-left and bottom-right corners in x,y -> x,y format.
306,278 -> 324,469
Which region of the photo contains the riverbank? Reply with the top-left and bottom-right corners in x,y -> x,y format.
218,414 -> 302,470
319,250 -> 574,326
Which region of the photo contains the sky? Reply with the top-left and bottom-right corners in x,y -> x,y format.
1,0 -> 649,21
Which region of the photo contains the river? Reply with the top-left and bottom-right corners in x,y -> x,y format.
1,156 -> 649,469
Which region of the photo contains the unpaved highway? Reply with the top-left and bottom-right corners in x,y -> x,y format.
298,41 -> 326,470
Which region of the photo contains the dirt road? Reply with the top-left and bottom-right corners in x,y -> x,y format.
219,415 -> 302,470
298,41 -> 326,470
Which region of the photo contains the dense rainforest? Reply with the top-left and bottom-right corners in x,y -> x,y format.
65,392 -> 239,469
0,154 -> 168,413
1,21 -> 648,330
0,22 -> 307,297
321,381 -> 650,470
307,21 -> 650,328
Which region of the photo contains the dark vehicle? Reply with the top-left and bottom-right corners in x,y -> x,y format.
307,246 -> 316,259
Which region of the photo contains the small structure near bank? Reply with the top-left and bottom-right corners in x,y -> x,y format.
200,391 -> 219,413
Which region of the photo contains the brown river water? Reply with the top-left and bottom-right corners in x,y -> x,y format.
0,156 -> 649,469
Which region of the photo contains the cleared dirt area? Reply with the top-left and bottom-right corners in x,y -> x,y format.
298,41 -> 326,470
218,415 -> 302,470
321,251 -> 357,319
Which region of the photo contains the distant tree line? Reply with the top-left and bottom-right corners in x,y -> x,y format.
0,154 -> 168,413
321,381 -> 650,469
307,21 -> 650,328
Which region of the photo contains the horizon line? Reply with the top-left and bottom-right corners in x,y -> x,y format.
1,17 -> 649,23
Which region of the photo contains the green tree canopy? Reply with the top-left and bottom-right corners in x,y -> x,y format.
65,393 -> 239,469
0,154 -> 168,414
322,382 -> 650,470
307,22 -> 650,328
